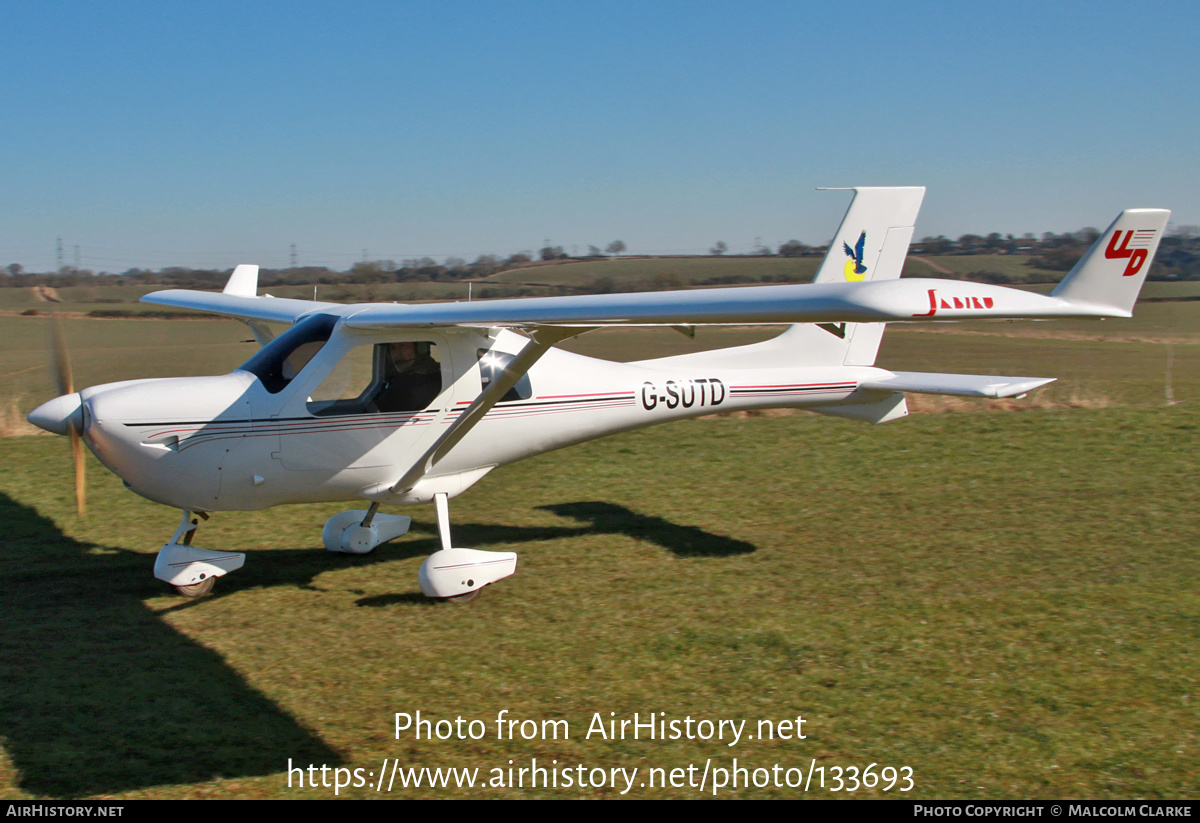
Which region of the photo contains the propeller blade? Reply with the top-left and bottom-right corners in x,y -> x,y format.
71,428 -> 86,516
49,315 -> 86,516
49,315 -> 74,397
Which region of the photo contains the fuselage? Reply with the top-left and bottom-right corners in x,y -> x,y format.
60,318 -> 886,512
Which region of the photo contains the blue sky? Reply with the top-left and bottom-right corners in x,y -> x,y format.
1,1 -> 1196,271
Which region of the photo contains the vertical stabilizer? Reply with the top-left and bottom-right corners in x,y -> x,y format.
778,186 -> 925,366
811,186 -> 925,285
1051,209 -> 1170,316
222,264 -> 260,298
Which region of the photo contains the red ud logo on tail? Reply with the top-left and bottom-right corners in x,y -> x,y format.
1105,229 -> 1157,277
912,289 -> 994,317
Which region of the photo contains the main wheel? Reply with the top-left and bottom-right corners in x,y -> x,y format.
174,577 -> 215,598
446,588 -> 481,604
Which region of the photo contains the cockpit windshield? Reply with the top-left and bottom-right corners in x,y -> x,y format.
237,313 -> 339,393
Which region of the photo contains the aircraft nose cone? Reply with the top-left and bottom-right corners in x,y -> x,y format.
28,393 -> 83,435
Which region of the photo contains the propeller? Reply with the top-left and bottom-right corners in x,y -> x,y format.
48,316 -> 86,516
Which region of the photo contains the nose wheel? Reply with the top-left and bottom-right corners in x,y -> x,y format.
446,587 -> 482,604
175,515 -> 214,597
154,510 -> 244,597
174,577 -> 215,598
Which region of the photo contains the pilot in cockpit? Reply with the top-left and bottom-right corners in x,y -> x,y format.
371,341 -> 441,412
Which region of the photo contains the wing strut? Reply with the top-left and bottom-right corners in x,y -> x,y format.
389,326 -> 589,495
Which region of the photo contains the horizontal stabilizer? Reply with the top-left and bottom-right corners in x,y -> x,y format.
859,371 -> 1055,398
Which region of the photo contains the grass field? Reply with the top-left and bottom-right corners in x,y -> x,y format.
0,298 -> 1197,799
485,253 -> 1080,288
489,255 -> 823,287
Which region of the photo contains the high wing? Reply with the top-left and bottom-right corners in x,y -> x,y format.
343,203 -> 1168,329
142,204 -> 1170,334
143,264 -> 340,325
143,290 -> 338,325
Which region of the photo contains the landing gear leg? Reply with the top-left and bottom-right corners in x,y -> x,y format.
417,493 -> 517,602
153,509 -> 245,597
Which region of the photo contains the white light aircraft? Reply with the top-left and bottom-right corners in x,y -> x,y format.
28,188 -> 1170,601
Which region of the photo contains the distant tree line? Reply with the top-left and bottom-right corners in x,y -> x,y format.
2,226 -> 1196,288
773,225 -> 1199,280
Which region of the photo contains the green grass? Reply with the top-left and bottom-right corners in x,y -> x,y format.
0,297 -> 1197,799
905,253 -> 1061,282
4,305 -> 1198,431
0,406 -> 1196,799
0,290 -> 1195,801
0,284 -> 190,315
1138,281 -> 1200,300
0,316 -> 254,432
487,256 -> 823,288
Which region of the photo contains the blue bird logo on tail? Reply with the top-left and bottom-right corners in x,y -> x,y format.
843,231 -> 868,281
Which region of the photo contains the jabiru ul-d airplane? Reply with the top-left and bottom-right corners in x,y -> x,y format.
27,187 -> 1170,601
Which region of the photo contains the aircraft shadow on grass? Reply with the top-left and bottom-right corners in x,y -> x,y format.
0,491 -> 340,798
534,501 -> 756,559
351,501 -> 758,607
0,494 -> 752,796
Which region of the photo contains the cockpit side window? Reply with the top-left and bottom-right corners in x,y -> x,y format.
371,341 -> 443,413
477,348 -> 532,402
306,340 -> 444,416
238,313 -> 339,394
